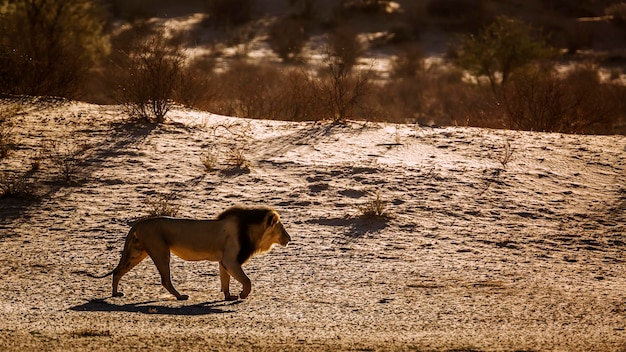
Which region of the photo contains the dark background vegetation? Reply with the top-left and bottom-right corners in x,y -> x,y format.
1,0 -> 626,134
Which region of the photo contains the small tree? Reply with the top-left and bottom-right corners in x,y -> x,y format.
456,16 -> 554,95
115,31 -> 185,123
315,45 -> 371,122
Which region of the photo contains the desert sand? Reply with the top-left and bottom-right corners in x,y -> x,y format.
1,98 -> 625,351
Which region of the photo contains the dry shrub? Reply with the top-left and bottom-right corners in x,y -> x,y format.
200,149 -> 218,171
358,191 -> 393,220
207,62 -> 324,121
391,44 -> 424,79
371,60 -> 493,127
0,123 -> 16,159
503,63 -> 618,133
145,193 -> 180,217
0,104 -> 18,158
315,47 -> 371,122
113,29 -> 185,123
211,61 -> 282,119
50,140 -> 87,183
0,172 -> 35,199
288,0 -> 316,20
225,146 -> 251,170
176,54 -> 219,109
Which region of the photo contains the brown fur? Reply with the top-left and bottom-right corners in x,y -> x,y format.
90,206 -> 291,301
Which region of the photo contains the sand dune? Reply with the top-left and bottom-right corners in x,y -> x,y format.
1,99 -> 625,351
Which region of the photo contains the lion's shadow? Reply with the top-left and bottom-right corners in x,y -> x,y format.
69,298 -> 240,316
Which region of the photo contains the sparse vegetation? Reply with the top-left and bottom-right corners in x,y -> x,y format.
0,1 -> 623,134
145,193 -> 180,217
114,29 -> 185,123
0,103 -> 19,158
225,145 -> 251,170
0,123 -> 15,159
493,140 -> 515,170
200,148 -> 218,171
606,3 -> 626,26
358,191 -> 392,220
0,172 -> 35,199
49,140 -> 87,184
503,63 -> 619,133
316,46 -> 371,122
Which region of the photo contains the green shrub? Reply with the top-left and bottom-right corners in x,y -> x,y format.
455,16 -> 555,94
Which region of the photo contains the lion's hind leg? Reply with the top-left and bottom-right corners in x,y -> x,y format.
112,235 -> 148,297
144,245 -> 189,301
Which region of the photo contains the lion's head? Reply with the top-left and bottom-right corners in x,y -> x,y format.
264,210 -> 291,247
218,206 -> 291,258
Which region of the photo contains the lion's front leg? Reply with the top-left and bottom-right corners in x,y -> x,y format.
219,263 -> 238,301
221,260 -> 251,299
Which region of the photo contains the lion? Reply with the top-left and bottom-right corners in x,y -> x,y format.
89,206 -> 291,301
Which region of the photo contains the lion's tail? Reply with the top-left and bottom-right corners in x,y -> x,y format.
86,270 -> 115,279
87,225 -> 138,279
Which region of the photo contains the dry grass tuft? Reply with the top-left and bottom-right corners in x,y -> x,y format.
358,191 -> 393,220
145,193 -> 180,217
71,329 -> 112,338
225,146 -> 251,170
200,148 -> 218,171
0,172 -> 36,199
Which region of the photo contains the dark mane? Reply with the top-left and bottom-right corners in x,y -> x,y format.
217,206 -> 274,264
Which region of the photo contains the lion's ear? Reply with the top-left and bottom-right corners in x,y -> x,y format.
267,213 -> 279,228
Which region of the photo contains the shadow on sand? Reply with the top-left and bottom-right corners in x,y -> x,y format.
307,216 -> 388,238
70,298 -> 240,316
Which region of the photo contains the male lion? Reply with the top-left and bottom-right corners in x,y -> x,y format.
90,206 -> 291,301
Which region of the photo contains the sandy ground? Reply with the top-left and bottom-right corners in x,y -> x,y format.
1,99 -> 625,351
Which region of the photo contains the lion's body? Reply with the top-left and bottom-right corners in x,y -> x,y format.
91,206 -> 290,301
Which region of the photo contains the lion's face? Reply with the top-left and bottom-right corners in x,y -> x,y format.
265,213 -> 291,247
275,221 -> 291,246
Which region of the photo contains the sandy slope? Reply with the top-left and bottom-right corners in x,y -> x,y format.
1,99 -> 625,351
